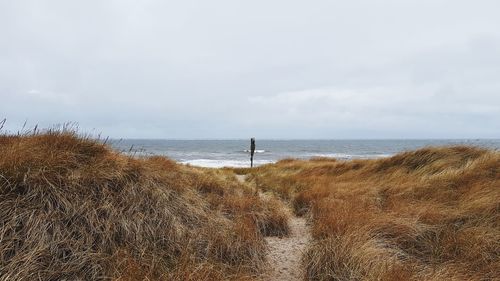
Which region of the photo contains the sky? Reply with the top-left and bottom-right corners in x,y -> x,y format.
1,0 -> 499,139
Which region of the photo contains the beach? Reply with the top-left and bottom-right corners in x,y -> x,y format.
1,131 -> 499,280
111,139 -> 500,168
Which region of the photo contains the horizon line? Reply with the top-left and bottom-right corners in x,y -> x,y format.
108,137 -> 500,141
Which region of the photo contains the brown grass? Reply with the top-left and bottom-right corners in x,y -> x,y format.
243,146 -> 500,280
0,130 -> 289,280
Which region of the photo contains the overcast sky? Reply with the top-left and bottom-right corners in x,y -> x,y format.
1,0 -> 499,139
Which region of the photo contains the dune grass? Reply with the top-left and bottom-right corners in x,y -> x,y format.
0,130 -> 289,280
1,129 -> 498,280
241,146 -> 499,280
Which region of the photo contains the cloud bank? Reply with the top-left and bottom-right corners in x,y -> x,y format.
1,0 -> 499,138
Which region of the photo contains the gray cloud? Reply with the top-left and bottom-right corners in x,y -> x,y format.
1,0 -> 499,138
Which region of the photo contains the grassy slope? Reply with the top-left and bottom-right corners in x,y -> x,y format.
240,146 -> 499,280
2,132 -> 498,280
0,132 -> 288,280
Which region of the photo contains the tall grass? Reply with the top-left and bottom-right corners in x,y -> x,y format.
244,146 -> 499,280
0,130 -> 288,280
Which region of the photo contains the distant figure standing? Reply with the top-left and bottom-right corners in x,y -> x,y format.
250,138 -> 256,167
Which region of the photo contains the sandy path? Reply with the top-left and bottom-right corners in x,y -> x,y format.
261,215 -> 310,281
235,174 -> 247,183
235,174 -> 311,281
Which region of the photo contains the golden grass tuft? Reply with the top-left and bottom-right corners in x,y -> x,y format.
246,146 -> 500,280
0,130 -> 289,280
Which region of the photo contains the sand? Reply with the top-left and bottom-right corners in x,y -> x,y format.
261,215 -> 310,281
235,174 -> 311,281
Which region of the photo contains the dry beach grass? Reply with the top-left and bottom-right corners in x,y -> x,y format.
0,130 -> 288,280
1,129 -> 498,280
240,146 -> 500,280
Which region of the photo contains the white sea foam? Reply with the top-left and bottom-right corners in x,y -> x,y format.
243,149 -> 266,153
310,153 -> 393,160
181,159 -> 274,168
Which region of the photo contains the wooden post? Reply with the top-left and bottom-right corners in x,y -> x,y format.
250,138 -> 256,168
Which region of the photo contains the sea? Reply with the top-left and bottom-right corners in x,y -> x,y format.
109,139 -> 500,168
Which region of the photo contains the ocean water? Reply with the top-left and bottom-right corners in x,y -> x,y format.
110,139 -> 500,168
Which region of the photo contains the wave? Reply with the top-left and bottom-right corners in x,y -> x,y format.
181,153 -> 393,168
243,149 -> 266,153
181,159 -> 275,168
310,153 -> 393,160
